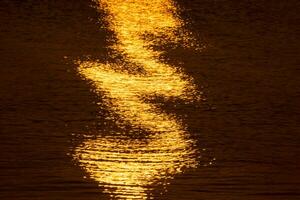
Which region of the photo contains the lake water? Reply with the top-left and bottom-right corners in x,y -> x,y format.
1,0 -> 300,200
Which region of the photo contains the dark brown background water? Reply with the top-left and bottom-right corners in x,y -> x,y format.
1,0 -> 300,199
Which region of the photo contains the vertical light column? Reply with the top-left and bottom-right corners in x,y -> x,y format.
74,0 -> 200,199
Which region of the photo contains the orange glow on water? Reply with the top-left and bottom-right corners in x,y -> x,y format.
74,0 -> 200,199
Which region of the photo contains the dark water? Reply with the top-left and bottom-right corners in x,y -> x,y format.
1,0 -> 300,199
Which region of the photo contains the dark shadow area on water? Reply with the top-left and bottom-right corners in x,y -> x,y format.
162,1 -> 300,200
0,0 -> 112,199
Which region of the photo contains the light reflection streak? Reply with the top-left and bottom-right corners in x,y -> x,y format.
74,0 -> 200,199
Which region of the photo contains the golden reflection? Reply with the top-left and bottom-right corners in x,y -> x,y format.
74,0 -> 200,199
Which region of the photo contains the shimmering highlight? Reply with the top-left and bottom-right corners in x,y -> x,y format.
74,0 -> 200,199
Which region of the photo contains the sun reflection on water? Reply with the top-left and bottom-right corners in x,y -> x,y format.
74,0 -> 200,199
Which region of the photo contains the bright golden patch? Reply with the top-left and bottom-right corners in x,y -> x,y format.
74,0 -> 200,199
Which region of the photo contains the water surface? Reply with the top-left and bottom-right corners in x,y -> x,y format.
1,0 -> 300,200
